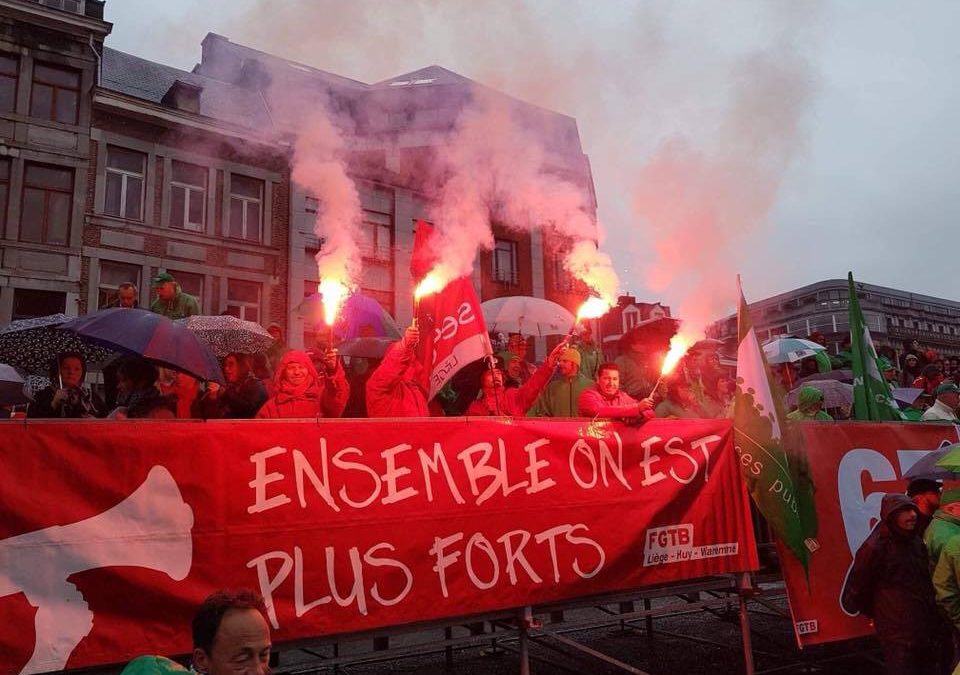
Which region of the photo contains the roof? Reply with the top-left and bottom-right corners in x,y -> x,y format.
373,65 -> 475,89
101,47 -> 275,131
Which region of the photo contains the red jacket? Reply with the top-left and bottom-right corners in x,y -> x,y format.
466,359 -> 553,417
256,352 -> 349,419
366,342 -> 432,417
578,386 -> 651,419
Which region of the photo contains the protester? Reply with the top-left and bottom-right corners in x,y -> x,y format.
655,378 -> 705,419
843,493 -> 949,675
343,357 -> 377,417
505,333 -> 537,384
615,335 -> 656,399
265,323 -> 287,370
786,386 -> 833,421
529,347 -> 592,417
578,362 -> 656,420
192,589 -> 271,675
201,353 -> 268,419
256,349 -> 348,418
574,323 -> 602,382
109,357 -> 173,419
27,351 -> 103,418
167,370 -> 203,419
149,272 -> 200,320
108,282 -> 139,309
701,374 -> 735,418
366,326 -> 434,417
925,487 -> 960,568
921,383 -> 960,422
908,478 -> 943,537
915,364 -> 946,398
879,357 -> 899,388
901,353 -> 923,387
466,342 -> 565,417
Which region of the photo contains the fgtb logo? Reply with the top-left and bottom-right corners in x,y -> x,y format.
643,524 -> 739,567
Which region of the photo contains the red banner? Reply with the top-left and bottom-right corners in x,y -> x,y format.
0,418 -> 755,674
779,422 -> 959,646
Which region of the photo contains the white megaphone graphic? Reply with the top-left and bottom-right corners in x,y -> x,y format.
0,465 -> 194,675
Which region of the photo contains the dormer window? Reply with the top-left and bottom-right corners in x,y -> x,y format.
161,79 -> 202,114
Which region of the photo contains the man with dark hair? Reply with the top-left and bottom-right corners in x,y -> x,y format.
578,362 -> 655,420
193,589 -> 271,675
907,478 -> 943,536
108,282 -> 139,309
844,493 -> 949,674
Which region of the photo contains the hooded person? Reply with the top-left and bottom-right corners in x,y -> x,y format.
366,326 -> 436,417
786,386 -> 833,421
27,351 -> 103,418
901,352 -> 923,387
844,493 -> 949,675
255,349 -> 349,419
466,342 -> 567,417
200,352 -> 268,419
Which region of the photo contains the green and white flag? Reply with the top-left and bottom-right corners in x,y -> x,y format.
734,280 -> 817,573
848,272 -> 905,421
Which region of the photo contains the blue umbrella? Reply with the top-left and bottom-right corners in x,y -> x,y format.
762,336 -> 827,365
298,292 -> 401,340
58,308 -> 224,383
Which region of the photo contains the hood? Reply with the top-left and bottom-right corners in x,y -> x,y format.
881,493 -> 918,523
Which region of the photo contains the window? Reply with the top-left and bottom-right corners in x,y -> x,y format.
305,195 -> 319,214
170,161 -> 206,231
359,217 -> 392,262
97,260 -> 140,309
12,288 -> 65,320
226,279 -> 260,322
551,253 -> 576,293
0,53 -> 17,113
30,62 -> 80,125
228,175 -> 262,242
168,270 -> 203,304
21,163 -> 73,245
0,159 -> 8,232
493,239 -> 518,284
104,146 -> 145,220
35,0 -> 84,13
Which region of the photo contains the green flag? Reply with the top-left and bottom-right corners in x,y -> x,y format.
848,272 -> 904,421
734,280 -> 817,573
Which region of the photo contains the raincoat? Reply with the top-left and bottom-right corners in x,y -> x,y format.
786,386 -> 833,421
466,359 -> 554,417
529,373 -> 593,417
149,284 -> 200,320
256,351 -> 349,418
366,342 -> 432,417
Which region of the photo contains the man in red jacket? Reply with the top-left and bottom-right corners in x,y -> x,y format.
366,326 -> 434,417
578,362 -> 656,420
466,342 -> 566,416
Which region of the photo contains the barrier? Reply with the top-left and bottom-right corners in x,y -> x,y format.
0,417 -> 756,675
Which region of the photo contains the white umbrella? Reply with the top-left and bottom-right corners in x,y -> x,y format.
763,336 -> 827,365
481,296 -> 575,337
0,363 -> 31,406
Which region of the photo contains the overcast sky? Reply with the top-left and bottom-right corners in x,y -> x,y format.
103,1 -> 960,316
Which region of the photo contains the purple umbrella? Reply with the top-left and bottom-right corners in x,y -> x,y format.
298,292 -> 401,340
58,308 -> 224,383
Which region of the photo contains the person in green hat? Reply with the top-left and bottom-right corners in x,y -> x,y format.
786,386 -> 833,421
529,347 -> 593,417
150,272 -> 200,320
922,382 -> 960,422
120,656 -> 187,675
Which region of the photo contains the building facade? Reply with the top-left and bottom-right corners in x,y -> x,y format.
0,4 -> 599,362
709,278 -> 960,360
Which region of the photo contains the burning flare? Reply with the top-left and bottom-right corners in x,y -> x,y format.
576,296 -> 611,322
414,270 -> 446,300
661,334 -> 693,377
318,278 -> 349,326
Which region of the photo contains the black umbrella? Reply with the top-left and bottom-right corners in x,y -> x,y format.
0,314 -> 113,374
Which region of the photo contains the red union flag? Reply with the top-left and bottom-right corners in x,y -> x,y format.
411,220 -> 492,399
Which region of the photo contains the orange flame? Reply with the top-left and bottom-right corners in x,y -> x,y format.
576,297 -> 611,322
414,270 -> 446,300
318,278 -> 349,326
661,334 -> 693,377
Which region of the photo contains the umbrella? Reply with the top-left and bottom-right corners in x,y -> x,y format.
937,445 -> 960,475
763,336 -> 827,365
892,387 -> 923,407
0,313 -> 114,374
796,369 -> 853,385
481,296 -> 575,336
787,380 -> 854,409
298,293 -> 402,340
176,315 -> 274,357
337,336 -> 396,359
0,363 -> 31,406
58,308 -> 224,383
904,442 -> 960,480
